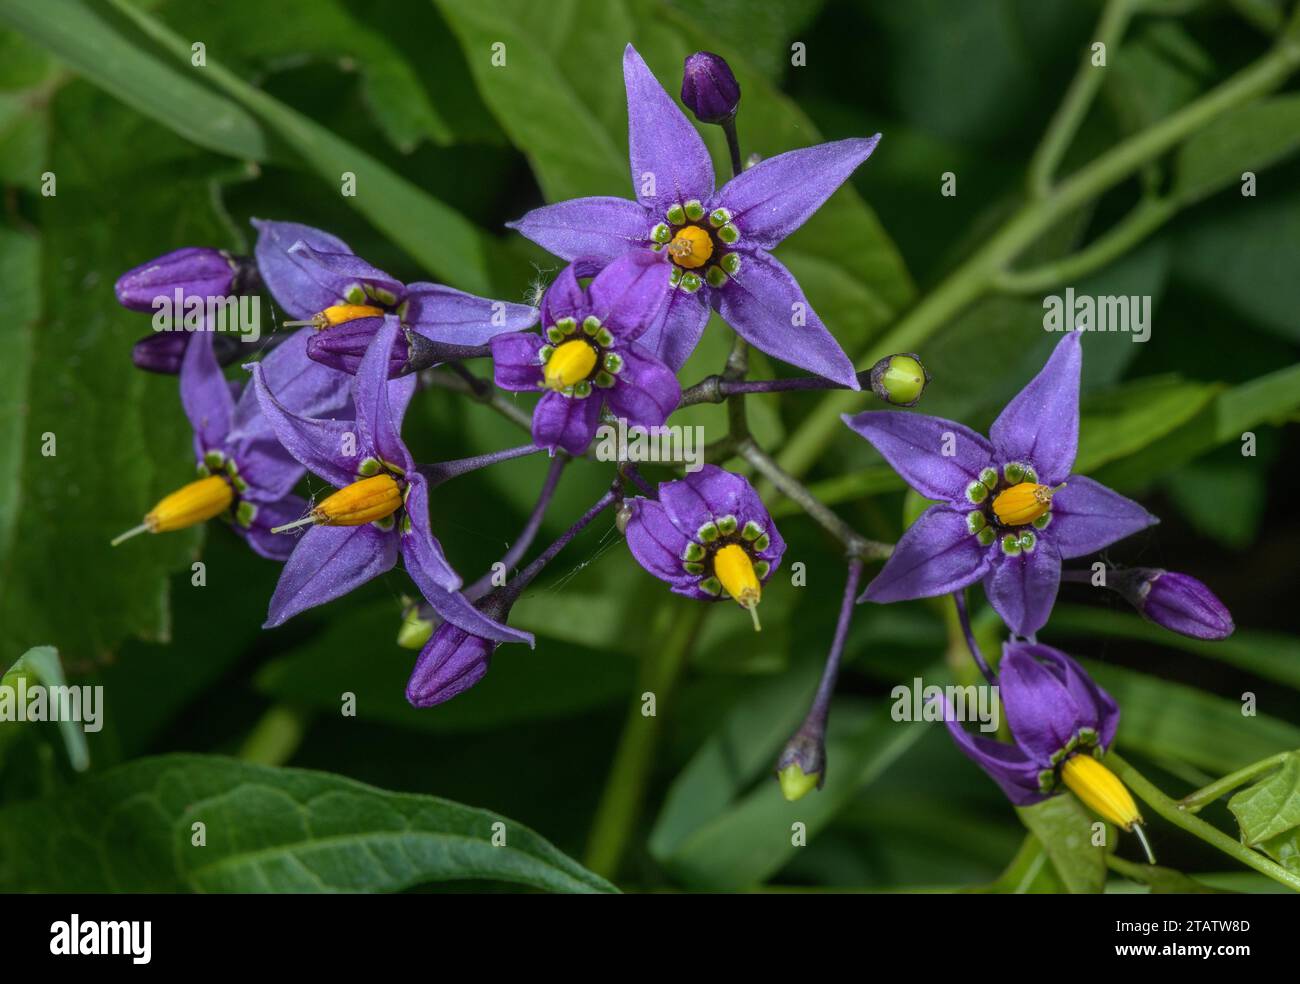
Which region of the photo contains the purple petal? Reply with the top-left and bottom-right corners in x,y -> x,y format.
236,494 -> 308,561
998,642 -> 1083,764
249,361 -> 357,489
624,497 -> 695,586
1032,643 -> 1121,750
1049,475 -> 1157,560
411,580 -> 533,648
842,410 -> 994,503
605,342 -> 681,428
715,136 -> 881,249
531,391 -> 603,456
489,332 -> 545,392
862,506 -> 990,603
352,316 -> 413,471
507,197 -> 650,263
180,329 -> 233,455
265,523 -> 398,627
252,219 -> 352,320
587,250 -> 672,342
659,464 -> 762,540
230,439 -> 304,504
406,623 -> 492,708
624,44 -> 714,211
635,285 -> 710,372
943,709 -> 1046,806
231,328 -> 352,443
404,282 -> 538,345
983,540 -> 1062,637
714,249 -> 858,389
540,262 -> 588,326
398,474 -> 460,593
989,333 -> 1081,485
286,241 -> 404,306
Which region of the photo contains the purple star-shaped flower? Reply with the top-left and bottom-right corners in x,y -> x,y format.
178,327 -> 349,559
844,333 -> 1157,636
251,315 -> 533,647
490,251 -> 680,456
944,642 -> 1119,805
507,45 -> 879,386
253,219 -> 538,375
624,465 -> 785,626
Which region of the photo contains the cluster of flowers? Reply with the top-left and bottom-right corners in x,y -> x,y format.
112,47 -> 1233,849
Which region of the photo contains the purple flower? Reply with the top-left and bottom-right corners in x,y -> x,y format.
624,465 -> 785,628
844,333 -> 1157,637
112,328 -> 350,559
252,219 -> 538,375
115,246 -> 242,313
944,642 -> 1119,806
681,51 -> 741,124
489,252 -> 679,456
1117,569 -> 1235,640
407,620 -> 494,708
507,45 -> 878,385
251,315 -> 533,648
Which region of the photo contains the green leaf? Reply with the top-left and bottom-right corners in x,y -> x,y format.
1112,861 -> 1232,894
1228,753 -> 1300,848
972,835 -> 1064,894
1174,95 -> 1300,205
0,754 -> 616,892
1075,375 -> 1220,473
1048,605 -> 1300,693
256,600 -> 636,734
2,646 -> 89,772
0,83 -> 239,667
0,0 -> 269,159
1016,795 -> 1108,894
1082,661 -> 1300,775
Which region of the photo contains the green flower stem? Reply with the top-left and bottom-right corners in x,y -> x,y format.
1027,0 -> 1137,198
238,704 -> 311,767
1177,750 -> 1297,812
774,35 -> 1300,483
585,602 -> 708,879
994,194 -> 1178,294
1107,752 -> 1300,892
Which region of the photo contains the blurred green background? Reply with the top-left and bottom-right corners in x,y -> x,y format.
1,0 -> 1299,893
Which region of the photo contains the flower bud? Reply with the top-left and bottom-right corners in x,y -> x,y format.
680,51 -> 741,124
1121,569 -> 1234,641
774,730 -> 825,802
115,247 -> 239,313
131,331 -> 241,375
406,622 -> 494,708
396,597 -> 436,650
305,317 -> 402,376
868,353 -> 930,407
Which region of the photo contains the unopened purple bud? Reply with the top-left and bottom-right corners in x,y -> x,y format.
306,317 -> 401,376
405,622 -> 494,708
130,331 -> 241,375
1125,569 -> 1235,640
115,247 -> 239,313
681,51 -> 741,124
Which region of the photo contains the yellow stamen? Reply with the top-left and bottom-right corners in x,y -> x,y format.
284,304 -> 385,330
778,763 -> 821,802
543,339 -> 597,391
714,543 -> 762,631
992,481 -> 1061,526
667,225 -> 713,269
277,474 -> 402,531
1061,753 -> 1143,831
112,475 -> 233,545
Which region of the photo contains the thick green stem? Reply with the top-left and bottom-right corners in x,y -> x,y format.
1178,750 -> 1296,812
1028,0 -> 1137,198
775,39 -> 1300,482
1108,752 -> 1300,892
584,603 -> 707,879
